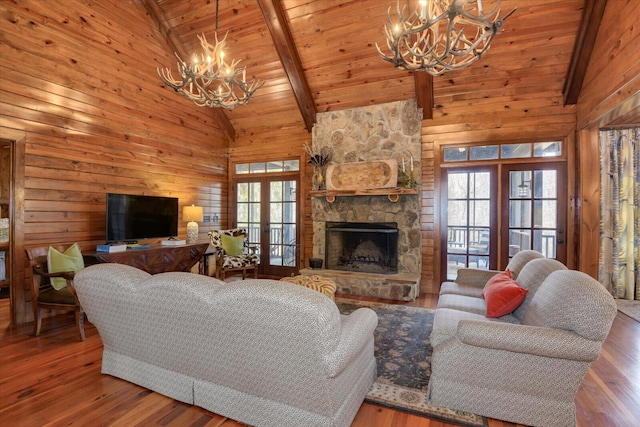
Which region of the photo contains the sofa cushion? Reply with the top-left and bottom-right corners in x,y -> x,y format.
505,250 -> 545,278
483,270 -> 527,317
436,293 -> 486,315
522,270 -> 617,341
47,243 -> 84,290
512,258 -> 567,321
439,281 -> 485,298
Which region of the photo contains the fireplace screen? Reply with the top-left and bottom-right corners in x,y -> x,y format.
325,222 -> 398,274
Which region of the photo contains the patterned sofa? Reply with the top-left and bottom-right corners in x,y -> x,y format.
73,264 -> 378,427
428,254 -> 617,427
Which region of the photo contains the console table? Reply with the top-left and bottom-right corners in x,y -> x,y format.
87,243 -> 209,275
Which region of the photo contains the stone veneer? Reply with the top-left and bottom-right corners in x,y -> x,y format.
310,99 -> 422,301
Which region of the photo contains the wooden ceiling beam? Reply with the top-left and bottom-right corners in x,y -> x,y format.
140,0 -> 236,142
414,72 -> 434,120
563,0 -> 608,105
257,0 -> 317,133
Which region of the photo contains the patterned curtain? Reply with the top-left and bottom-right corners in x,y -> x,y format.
599,127 -> 639,300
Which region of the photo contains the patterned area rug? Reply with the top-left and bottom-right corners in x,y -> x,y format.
336,297 -> 485,426
616,299 -> 640,322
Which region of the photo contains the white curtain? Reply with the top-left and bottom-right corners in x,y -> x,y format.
599,127 -> 639,300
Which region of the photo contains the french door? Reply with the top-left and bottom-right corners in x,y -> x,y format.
441,163 -> 566,280
502,163 -> 566,265
235,176 -> 299,278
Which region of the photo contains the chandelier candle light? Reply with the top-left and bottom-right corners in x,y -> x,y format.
183,205 -> 204,244
377,0 -> 516,76
157,0 -> 263,109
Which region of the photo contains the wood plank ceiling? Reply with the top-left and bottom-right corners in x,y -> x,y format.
147,0 -> 607,140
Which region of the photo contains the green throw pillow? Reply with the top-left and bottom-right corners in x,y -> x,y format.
47,243 -> 85,290
220,234 -> 244,256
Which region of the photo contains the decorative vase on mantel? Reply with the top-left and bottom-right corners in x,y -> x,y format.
313,166 -> 326,190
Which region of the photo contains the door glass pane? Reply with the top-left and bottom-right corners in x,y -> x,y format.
509,229 -> 531,251
535,230 -> 556,258
471,173 -> 490,198
470,200 -> 490,227
283,223 -> 297,266
284,181 -> 296,201
534,170 -> 557,198
509,201 -> 531,227
510,171 -> 532,198
269,180 -> 297,267
237,182 -> 261,256
445,171 -> 492,279
448,174 -> 468,198
448,201 -> 468,226
237,203 -> 248,222
534,200 -> 556,228
237,183 -> 248,202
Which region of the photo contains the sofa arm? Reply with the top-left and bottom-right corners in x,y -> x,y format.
455,268 -> 501,287
456,320 -> 603,362
324,307 -> 378,378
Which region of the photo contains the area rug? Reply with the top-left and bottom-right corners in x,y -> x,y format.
335,297 -> 485,426
616,299 -> 640,322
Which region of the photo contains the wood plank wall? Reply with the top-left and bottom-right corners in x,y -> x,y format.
574,0 -> 640,278
1,0 -> 638,326
0,0 -> 229,325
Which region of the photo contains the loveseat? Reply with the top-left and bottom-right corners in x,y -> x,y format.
428,253 -> 617,427
73,263 -> 378,427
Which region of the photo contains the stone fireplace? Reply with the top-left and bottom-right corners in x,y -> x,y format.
326,222 -> 398,274
302,100 -> 422,301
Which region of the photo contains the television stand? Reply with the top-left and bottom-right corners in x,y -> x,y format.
87,243 -> 209,274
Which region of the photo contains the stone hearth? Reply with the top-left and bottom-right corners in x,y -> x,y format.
310,100 -> 422,301
300,268 -> 420,301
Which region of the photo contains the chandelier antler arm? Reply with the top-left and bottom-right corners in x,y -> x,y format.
157,26 -> 262,109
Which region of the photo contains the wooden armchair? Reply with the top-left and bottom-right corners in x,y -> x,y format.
208,228 -> 259,280
25,245 -> 94,341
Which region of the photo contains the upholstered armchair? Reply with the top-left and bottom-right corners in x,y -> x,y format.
25,244 -> 94,341
207,228 -> 259,280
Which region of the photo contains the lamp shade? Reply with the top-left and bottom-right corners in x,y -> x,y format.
183,205 -> 203,222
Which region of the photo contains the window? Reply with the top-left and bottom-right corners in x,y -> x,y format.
443,141 -> 562,163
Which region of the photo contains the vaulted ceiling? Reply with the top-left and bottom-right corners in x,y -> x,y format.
142,0 -> 609,140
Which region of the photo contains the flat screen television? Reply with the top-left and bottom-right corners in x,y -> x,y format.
106,193 -> 179,243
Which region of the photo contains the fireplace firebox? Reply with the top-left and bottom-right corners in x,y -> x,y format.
325,222 -> 398,274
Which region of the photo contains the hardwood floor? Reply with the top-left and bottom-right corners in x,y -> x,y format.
1,293 -> 638,426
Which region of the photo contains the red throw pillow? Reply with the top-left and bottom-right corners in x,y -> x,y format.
482,269 -> 528,318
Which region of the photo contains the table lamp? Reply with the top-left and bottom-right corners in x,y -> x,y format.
183,205 -> 203,244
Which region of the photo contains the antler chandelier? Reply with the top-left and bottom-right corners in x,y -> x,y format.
376,0 -> 516,76
157,0 -> 263,110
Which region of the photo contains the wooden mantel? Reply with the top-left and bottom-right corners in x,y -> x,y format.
310,187 -> 418,203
